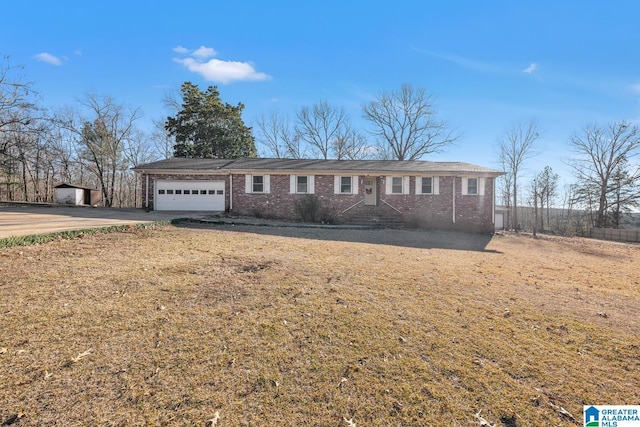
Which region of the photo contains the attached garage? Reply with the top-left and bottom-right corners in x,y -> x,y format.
155,180 -> 225,211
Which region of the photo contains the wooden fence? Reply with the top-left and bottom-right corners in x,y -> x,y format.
589,228 -> 640,243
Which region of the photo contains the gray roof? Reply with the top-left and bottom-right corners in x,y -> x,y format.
133,157 -> 504,176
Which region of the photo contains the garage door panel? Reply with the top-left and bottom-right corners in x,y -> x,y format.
155,180 -> 225,211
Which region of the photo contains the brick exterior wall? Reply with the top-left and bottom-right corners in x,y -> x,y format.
141,172 -> 496,233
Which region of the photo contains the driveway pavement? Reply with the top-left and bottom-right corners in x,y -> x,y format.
0,203 -> 210,239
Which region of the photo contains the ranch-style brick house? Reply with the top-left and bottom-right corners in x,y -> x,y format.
133,157 -> 504,233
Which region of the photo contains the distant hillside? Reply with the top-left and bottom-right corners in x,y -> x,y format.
622,212 -> 640,228
496,206 -> 639,235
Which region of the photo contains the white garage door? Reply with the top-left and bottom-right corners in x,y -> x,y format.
155,180 -> 225,211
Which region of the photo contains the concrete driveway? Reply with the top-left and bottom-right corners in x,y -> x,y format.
0,204 -> 209,239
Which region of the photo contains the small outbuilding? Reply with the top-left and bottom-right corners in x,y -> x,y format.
494,206 -> 510,230
54,183 -> 102,206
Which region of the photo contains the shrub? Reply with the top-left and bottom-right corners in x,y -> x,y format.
294,195 -> 322,222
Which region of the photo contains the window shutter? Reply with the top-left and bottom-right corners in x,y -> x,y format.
479,177 -> 485,196
264,175 -> 271,193
333,176 -> 339,194
290,175 -> 296,194
352,176 -> 359,194
461,177 -> 468,195
403,176 -> 410,194
433,176 -> 440,195
245,175 -> 252,193
308,175 -> 315,194
415,177 -> 423,195
385,176 -> 392,195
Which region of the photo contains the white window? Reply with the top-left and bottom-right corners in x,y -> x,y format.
341,176 -> 352,193
253,175 -> 264,192
245,174 -> 270,193
462,177 -> 485,195
467,178 -> 478,195
385,176 -> 410,195
416,176 -> 440,195
392,177 -> 403,194
290,175 -> 315,194
297,176 -> 308,193
422,177 -> 432,194
334,176 -> 359,194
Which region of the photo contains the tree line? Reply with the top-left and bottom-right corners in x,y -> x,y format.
498,119 -> 640,233
1,56 -> 639,231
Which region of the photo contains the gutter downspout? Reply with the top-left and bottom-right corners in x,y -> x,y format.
229,171 -> 233,211
145,173 -> 149,211
492,177 -> 495,225
452,176 -> 456,224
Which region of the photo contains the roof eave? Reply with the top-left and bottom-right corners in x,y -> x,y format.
133,167 -> 505,177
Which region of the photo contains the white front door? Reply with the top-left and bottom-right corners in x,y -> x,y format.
155,180 -> 225,211
364,177 -> 377,205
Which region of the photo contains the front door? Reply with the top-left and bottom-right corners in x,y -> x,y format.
364,177 -> 377,206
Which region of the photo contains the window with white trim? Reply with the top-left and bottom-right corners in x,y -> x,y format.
334,175 -> 359,194
392,177 -> 403,194
341,176 -> 352,193
416,176 -> 440,194
462,177 -> 485,195
253,175 -> 264,192
290,175 -> 315,194
245,174 -> 270,193
297,176 -> 308,193
421,177 -> 432,194
385,176 -> 409,195
467,178 -> 478,195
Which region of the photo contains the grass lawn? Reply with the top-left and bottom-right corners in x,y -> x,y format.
1,223 -> 639,426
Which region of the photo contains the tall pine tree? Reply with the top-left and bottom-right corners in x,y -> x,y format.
165,82 -> 256,158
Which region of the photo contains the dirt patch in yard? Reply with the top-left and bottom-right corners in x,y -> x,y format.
0,225 -> 638,426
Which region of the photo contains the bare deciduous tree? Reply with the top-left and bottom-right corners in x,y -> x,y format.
332,128 -> 371,160
0,56 -> 35,133
362,83 -> 459,160
497,119 -> 540,229
569,121 -> 640,228
532,166 -> 559,231
296,100 -> 363,160
60,93 -> 141,207
150,117 -> 174,160
256,110 -> 305,159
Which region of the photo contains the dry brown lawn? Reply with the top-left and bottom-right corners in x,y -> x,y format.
1,223 -> 639,426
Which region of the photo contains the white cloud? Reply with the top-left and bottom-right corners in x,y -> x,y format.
175,57 -> 271,84
173,45 -> 190,54
523,63 -> 538,74
192,46 -> 217,59
631,83 -> 640,95
34,52 -> 62,66
173,45 -> 270,84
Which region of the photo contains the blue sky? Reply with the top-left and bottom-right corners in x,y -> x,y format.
3,1 -> 640,186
